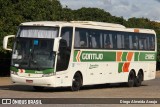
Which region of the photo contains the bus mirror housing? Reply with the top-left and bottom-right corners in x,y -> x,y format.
3,35 -> 15,51
53,37 -> 61,52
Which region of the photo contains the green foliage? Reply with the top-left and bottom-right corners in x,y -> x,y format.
0,0 -> 62,53
73,7 -> 111,21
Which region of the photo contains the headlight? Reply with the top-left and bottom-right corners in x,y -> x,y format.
11,71 -> 18,75
42,73 -> 55,77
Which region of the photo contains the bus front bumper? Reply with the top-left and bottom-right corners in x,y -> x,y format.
11,74 -> 56,87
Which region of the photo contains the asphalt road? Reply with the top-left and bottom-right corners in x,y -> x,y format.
0,72 -> 160,107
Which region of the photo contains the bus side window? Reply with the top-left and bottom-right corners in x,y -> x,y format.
117,34 -> 122,49
149,36 -> 155,50
112,34 -> 117,49
129,35 -> 133,49
74,28 -> 89,48
103,34 -> 112,49
132,35 -> 138,49
90,30 -> 102,48
139,36 -> 147,50
91,36 -> 97,48
124,35 -> 129,49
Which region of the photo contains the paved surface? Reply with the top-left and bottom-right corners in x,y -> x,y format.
0,72 -> 160,107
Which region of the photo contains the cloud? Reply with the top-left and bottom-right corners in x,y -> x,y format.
145,7 -> 160,20
131,4 -> 140,12
59,0 -> 160,21
101,0 -> 112,5
119,0 -> 129,6
156,0 -> 160,2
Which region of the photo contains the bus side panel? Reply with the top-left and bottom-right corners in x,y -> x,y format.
83,62 -> 118,85
103,62 -> 128,83
145,62 -> 156,80
70,62 -> 89,85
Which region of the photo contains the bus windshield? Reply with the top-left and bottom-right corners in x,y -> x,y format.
11,26 -> 59,70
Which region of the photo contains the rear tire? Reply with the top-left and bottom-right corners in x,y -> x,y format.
127,71 -> 135,87
135,72 -> 143,87
71,73 -> 82,91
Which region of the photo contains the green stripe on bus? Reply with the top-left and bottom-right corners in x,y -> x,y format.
73,50 -> 79,62
118,63 -> 123,73
134,52 -> 139,61
10,66 -> 54,74
73,51 -> 156,62
122,52 -> 127,61
43,68 -> 54,74
134,52 -> 157,61
138,52 -> 157,61
78,51 -> 116,62
10,66 -> 18,72
25,68 -> 54,74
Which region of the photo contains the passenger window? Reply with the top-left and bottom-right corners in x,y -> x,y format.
74,28 -> 89,48
90,31 -> 101,48
139,36 -> 147,50
129,35 -> 133,49
104,34 -> 113,49
132,36 -> 138,49
124,35 -> 129,49
149,36 -> 155,50
61,27 -> 73,47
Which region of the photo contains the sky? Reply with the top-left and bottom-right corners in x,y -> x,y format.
59,0 -> 160,21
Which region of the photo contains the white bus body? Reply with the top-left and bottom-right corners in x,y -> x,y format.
3,21 -> 157,91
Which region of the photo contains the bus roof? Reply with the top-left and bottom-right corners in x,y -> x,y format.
70,21 -> 126,28
20,21 -> 156,34
20,21 -> 68,27
21,21 -> 125,28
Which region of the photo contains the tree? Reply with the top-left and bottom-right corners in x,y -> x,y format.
0,0 -> 63,53
73,7 -> 111,21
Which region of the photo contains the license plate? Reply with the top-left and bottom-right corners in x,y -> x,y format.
26,80 -> 33,83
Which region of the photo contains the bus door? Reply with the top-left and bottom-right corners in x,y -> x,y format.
56,27 -> 73,72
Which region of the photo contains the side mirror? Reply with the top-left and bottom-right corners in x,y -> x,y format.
53,37 -> 61,52
3,35 -> 15,51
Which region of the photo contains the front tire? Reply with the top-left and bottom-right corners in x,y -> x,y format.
71,73 -> 82,91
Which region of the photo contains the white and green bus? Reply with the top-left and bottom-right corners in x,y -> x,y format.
3,21 -> 157,91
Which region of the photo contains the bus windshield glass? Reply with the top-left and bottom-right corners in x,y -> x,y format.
11,26 -> 59,70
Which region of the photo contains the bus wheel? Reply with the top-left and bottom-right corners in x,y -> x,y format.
127,71 -> 135,87
33,86 -> 44,91
71,73 -> 82,91
135,72 -> 143,87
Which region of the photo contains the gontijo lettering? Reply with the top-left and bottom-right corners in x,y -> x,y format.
82,53 -> 103,60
